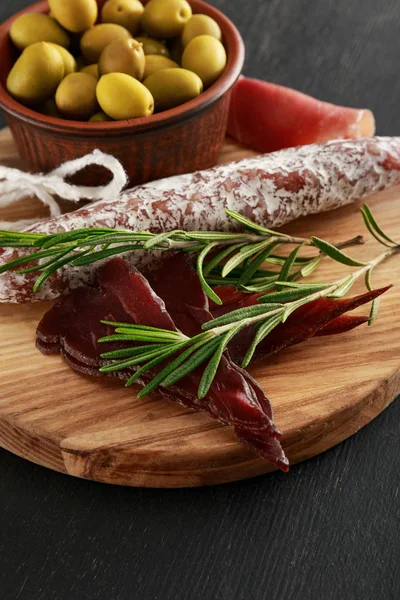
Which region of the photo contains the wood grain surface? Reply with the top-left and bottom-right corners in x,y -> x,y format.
0,127 -> 399,488
1,1 -> 400,600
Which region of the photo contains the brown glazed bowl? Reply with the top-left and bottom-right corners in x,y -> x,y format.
0,0 -> 244,186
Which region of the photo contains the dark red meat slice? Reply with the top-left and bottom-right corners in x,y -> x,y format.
101,258 -> 281,440
37,257 -> 288,471
314,315 -> 369,336
209,286 -> 390,364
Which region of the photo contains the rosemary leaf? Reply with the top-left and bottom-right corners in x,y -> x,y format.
222,239 -> 275,277
241,315 -> 282,368
16,248 -> 75,274
238,243 -> 281,287
311,237 -> 367,267
184,231 -> 249,241
197,242 -> 223,305
273,281 -> 327,289
41,229 -> 115,249
100,343 -> 168,360
365,270 -> 373,292
202,243 -> 244,276
100,343 -> 182,373
114,327 -> 183,339
136,333 -> 214,395
74,235 -> 150,247
32,251 -> 89,293
0,241 -> 44,248
300,256 -> 322,278
361,204 -> 397,247
0,248 -> 63,274
278,243 -> 306,282
242,281 -> 279,293
258,284 -> 329,304
360,208 -> 391,247
126,341 -> 191,389
328,275 -> 356,298
0,230 -> 43,239
159,337 -> 222,389
144,230 -> 183,250
198,325 -> 242,398
226,209 -> 291,238
100,321 -> 180,333
72,244 -> 144,266
263,254 -> 312,267
98,332 -> 181,344
201,303 -> 283,330
369,298 -> 380,326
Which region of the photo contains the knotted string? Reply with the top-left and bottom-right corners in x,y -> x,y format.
0,149 -> 127,230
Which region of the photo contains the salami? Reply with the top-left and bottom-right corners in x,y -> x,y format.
1,136 -> 400,303
227,78 -> 376,153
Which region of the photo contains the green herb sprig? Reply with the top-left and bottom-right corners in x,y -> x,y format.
0,210 -> 363,304
98,206 -> 399,398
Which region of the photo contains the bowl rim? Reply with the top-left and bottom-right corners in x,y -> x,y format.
0,0 -> 245,135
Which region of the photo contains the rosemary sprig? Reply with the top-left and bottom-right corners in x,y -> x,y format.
98,205 -> 399,398
0,210 -> 363,303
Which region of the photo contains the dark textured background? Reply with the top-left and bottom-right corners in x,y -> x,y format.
1,1 -> 399,599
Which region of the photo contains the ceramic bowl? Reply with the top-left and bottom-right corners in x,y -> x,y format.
0,0 -> 245,186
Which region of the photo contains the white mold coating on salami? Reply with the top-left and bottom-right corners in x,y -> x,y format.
1,137 -> 400,303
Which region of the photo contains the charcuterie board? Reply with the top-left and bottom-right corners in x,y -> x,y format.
0,127 -> 399,487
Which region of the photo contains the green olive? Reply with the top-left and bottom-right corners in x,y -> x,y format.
56,72 -> 98,120
182,35 -> 226,88
181,14 -> 222,47
143,55 -> 178,79
135,37 -> 170,57
48,44 -> 77,75
80,64 -> 99,79
144,68 -> 203,111
48,0 -> 98,33
9,13 -> 70,51
39,97 -> 62,118
141,0 -> 192,39
101,0 -> 144,35
97,73 -> 154,119
168,37 -> 184,64
98,38 -> 145,81
89,111 -> 112,122
7,42 -> 65,105
80,24 -> 133,63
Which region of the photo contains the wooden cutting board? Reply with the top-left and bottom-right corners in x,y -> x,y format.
0,127 -> 399,488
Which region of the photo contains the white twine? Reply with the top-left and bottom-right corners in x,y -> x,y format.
0,149 -> 128,230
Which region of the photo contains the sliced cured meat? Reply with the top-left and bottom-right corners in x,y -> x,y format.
37,257 -> 288,471
210,287 -> 390,364
145,254 -> 210,337
227,77 -> 376,153
1,136 -> 400,303
313,315 -> 369,337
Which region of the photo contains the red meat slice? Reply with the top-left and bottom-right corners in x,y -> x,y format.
37,257 -> 288,471
209,286 -> 389,364
227,77 -> 376,153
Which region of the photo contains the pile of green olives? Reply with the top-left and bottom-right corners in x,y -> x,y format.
6,0 -> 227,122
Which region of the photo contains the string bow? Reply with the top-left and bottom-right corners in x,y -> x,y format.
0,149 -> 127,230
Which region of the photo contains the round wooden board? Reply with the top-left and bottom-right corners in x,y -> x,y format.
0,128 -> 399,488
